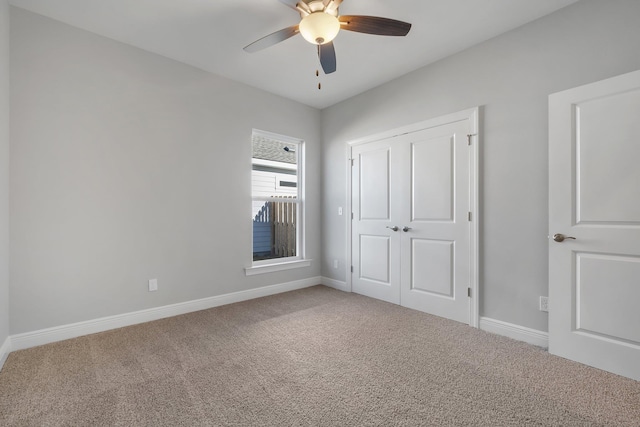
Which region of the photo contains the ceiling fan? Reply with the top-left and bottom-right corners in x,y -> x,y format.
243,0 -> 412,74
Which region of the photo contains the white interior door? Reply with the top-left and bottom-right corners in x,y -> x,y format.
351,138 -> 402,304
350,109 -> 478,324
549,70 -> 640,381
399,121 -> 472,324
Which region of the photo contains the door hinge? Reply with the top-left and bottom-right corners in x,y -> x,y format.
467,287 -> 472,297
350,158 -> 354,166
468,212 -> 472,221
351,266 -> 354,273
351,212 -> 354,220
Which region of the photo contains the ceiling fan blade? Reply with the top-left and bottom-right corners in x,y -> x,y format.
243,25 -> 300,53
338,15 -> 411,36
318,42 -> 337,74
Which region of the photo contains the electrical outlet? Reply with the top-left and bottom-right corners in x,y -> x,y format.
338,207 -> 343,216
149,278 -> 158,292
333,259 -> 338,269
539,296 -> 549,312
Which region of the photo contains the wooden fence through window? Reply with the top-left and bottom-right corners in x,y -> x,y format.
253,196 -> 297,258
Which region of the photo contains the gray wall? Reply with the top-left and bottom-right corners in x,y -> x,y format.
8,1 -> 640,338
321,0 -> 640,332
0,0 -> 9,345
10,8 -> 322,334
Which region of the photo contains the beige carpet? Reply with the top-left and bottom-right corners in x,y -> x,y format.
1,286 -> 639,426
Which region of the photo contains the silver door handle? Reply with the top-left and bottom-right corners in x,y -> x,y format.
553,233 -> 576,242
386,226 -> 399,232
403,226 -> 412,232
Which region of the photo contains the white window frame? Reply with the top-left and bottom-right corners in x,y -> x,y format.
245,130 -> 310,276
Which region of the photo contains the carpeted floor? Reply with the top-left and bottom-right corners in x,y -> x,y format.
0,285 -> 639,426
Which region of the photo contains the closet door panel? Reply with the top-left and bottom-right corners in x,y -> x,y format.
411,136 -> 454,222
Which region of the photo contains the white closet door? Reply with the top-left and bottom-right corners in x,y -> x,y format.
350,109 -> 477,324
351,139 -> 402,304
399,120 -> 472,324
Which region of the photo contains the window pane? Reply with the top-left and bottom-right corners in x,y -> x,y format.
252,135 -> 297,198
253,200 -> 298,261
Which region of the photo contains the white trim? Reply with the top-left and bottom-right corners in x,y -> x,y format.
253,128 -> 303,146
479,317 -> 549,349
10,277 -> 321,351
347,108 -> 480,328
245,259 -> 312,276
345,148 -> 353,294
321,276 -> 349,292
469,108 -> 480,328
0,336 -> 11,371
346,108 -> 480,147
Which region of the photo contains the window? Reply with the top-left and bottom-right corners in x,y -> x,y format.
247,130 -> 309,274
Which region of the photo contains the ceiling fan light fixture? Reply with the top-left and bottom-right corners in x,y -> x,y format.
299,12 -> 340,45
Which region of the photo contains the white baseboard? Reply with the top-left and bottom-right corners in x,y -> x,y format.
0,336 -> 10,371
10,276 -> 322,352
479,317 -> 549,349
321,276 -> 349,292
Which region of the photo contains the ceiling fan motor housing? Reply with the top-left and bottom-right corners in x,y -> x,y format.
301,0 -> 339,16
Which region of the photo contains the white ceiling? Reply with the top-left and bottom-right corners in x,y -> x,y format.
9,0 -> 580,109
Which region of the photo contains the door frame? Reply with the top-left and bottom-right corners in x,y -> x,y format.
345,107 -> 480,328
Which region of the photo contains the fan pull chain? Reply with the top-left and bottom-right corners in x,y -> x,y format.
316,69 -> 321,90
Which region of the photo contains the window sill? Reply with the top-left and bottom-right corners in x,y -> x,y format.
245,259 -> 312,276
